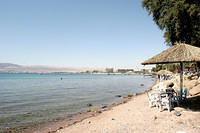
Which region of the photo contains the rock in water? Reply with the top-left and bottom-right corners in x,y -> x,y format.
87,103 -> 92,107
101,105 -> 107,109
128,94 -> 133,97
115,95 -> 122,98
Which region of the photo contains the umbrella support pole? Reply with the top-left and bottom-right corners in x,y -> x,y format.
180,62 -> 183,100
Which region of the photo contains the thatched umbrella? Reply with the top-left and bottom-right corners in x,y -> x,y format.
157,70 -> 173,75
142,43 -> 200,99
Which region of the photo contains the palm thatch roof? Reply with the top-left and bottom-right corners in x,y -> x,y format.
142,43 -> 200,65
157,70 -> 173,75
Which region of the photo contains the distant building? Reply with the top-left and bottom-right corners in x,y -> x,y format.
117,69 -> 134,73
92,70 -> 100,73
85,70 -> 91,73
105,68 -> 114,73
142,69 -> 152,73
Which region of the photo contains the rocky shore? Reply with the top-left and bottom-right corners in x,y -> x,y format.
153,73 -> 200,96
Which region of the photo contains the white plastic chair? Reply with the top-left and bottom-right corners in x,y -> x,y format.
146,92 -> 160,108
157,93 -> 172,112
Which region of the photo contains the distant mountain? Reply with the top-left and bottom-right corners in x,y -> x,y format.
0,63 -> 89,73
0,63 -> 20,68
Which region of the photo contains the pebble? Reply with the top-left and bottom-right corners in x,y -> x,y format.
153,116 -> 157,120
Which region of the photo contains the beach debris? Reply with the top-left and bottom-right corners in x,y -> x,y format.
88,121 -> 91,124
174,111 -> 181,117
115,95 -> 122,98
112,118 -> 115,120
87,103 -> 93,107
140,84 -> 144,86
87,110 -> 91,112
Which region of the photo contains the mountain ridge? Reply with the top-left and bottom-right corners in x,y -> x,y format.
0,63 -> 89,73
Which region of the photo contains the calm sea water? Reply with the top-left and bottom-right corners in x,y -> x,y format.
0,73 -> 154,131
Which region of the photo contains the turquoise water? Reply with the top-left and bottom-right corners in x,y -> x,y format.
0,73 -> 154,131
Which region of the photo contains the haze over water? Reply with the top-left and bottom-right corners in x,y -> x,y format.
0,73 -> 154,131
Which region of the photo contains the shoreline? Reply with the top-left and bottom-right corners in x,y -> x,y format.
4,92 -> 151,133
6,77 -> 200,133
3,78 -> 156,133
1,74 -> 155,133
30,79 -> 157,133
29,92 -> 148,133
55,78 -> 200,133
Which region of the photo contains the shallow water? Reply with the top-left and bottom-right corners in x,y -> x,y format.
0,73 -> 154,131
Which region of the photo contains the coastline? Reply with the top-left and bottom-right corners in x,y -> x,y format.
28,79 -> 157,133
1,73 -> 154,133
29,93 -> 148,133
5,77 -> 200,133
55,77 -> 200,133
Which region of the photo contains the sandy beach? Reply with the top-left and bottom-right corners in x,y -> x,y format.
54,92 -> 200,133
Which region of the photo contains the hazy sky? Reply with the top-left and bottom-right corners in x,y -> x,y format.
0,0 -> 168,69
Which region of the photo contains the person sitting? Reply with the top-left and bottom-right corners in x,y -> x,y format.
165,83 -> 179,107
166,83 -> 175,93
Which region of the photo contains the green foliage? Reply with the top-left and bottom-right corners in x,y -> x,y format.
142,0 -> 200,47
151,62 -> 199,72
151,64 -> 164,72
152,64 -> 178,72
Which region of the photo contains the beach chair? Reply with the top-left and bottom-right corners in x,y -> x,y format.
171,92 -> 180,107
157,92 -> 172,112
146,92 -> 160,108
177,88 -> 188,104
182,88 -> 188,104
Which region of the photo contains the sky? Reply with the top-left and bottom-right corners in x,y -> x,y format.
0,0 -> 168,70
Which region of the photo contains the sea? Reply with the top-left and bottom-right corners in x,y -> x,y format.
0,73 -> 154,132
